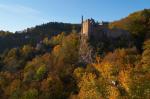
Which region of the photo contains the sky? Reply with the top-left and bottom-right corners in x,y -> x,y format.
0,0 -> 150,32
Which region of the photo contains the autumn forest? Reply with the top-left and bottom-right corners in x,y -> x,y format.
0,9 -> 150,99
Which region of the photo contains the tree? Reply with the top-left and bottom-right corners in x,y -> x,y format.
61,33 -> 79,64
118,70 -> 132,94
51,33 -> 79,73
78,73 -> 102,99
35,65 -> 47,81
23,89 -> 38,99
110,9 -> 150,51
40,74 -> 63,99
73,67 -> 85,83
3,48 -> 21,72
130,73 -> 150,99
142,39 -> 150,71
49,32 -> 65,46
21,45 -> 34,60
0,57 -> 3,70
23,53 -> 50,82
6,79 -> 22,99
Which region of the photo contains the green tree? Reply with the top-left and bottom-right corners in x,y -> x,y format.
51,33 -> 79,72
61,33 -> 79,64
23,53 -> 50,82
49,32 -> 65,46
35,65 -> 47,81
142,39 -> 150,71
3,48 -> 21,72
21,45 -> 34,60
23,89 -> 38,99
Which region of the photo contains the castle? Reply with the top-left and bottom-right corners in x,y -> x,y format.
81,17 -> 130,40
79,17 -> 131,64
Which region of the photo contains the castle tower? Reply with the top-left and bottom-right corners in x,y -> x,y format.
79,18 -> 94,64
81,18 -> 95,39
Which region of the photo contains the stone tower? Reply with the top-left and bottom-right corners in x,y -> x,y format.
81,18 -> 95,39
79,17 -> 94,64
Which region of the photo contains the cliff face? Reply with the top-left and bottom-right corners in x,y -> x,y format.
79,34 -> 93,64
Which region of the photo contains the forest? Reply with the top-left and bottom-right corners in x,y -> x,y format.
0,9 -> 150,99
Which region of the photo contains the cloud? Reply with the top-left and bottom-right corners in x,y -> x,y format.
0,4 -> 40,16
0,4 -> 46,32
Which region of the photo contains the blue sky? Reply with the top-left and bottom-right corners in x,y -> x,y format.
0,0 -> 150,32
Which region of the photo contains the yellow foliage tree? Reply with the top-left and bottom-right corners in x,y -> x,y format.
118,70 -> 132,94
78,73 -> 102,99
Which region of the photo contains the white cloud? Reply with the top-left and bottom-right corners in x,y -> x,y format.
0,4 -> 40,16
0,4 -> 46,32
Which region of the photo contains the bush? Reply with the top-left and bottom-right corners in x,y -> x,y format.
35,65 -> 47,81
23,89 -> 38,99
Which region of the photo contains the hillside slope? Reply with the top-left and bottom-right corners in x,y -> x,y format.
109,9 -> 150,51
0,22 -> 81,53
